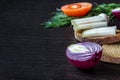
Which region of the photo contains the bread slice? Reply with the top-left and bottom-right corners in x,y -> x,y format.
101,43 -> 120,64
74,30 -> 120,44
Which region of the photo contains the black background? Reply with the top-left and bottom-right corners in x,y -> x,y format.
1,0 -> 120,80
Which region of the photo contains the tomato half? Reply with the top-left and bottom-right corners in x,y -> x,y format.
61,2 -> 92,17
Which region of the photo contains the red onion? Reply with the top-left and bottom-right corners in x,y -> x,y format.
112,8 -> 120,20
66,42 -> 102,69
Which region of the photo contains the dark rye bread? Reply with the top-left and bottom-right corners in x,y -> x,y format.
74,30 -> 120,44
101,42 -> 120,64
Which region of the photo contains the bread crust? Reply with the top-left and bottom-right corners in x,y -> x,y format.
101,55 -> 120,64
74,30 -> 120,44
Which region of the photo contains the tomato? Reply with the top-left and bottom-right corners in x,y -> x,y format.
61,2 -> 92,17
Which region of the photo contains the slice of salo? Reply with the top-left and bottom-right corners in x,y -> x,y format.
73,22 -> 107,31
82,26 -> 116,37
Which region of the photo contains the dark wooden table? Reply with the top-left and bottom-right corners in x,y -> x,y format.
1,0 -> 120,80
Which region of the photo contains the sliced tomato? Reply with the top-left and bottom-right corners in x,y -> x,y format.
61,2 -> 92,17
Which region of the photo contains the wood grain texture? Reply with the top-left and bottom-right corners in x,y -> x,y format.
1,0 -> 120,80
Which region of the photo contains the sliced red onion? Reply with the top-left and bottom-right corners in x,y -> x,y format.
112,8 -> 120,20
66,42 -> 102,69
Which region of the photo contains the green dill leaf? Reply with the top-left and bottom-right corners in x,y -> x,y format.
42,9 -> 74,28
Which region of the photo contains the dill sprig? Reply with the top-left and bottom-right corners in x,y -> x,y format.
42,9 -> 74,28
86,3 -> 120,21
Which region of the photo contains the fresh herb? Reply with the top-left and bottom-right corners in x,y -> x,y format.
42,9 -> 74,28
86,3 -> 120,21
